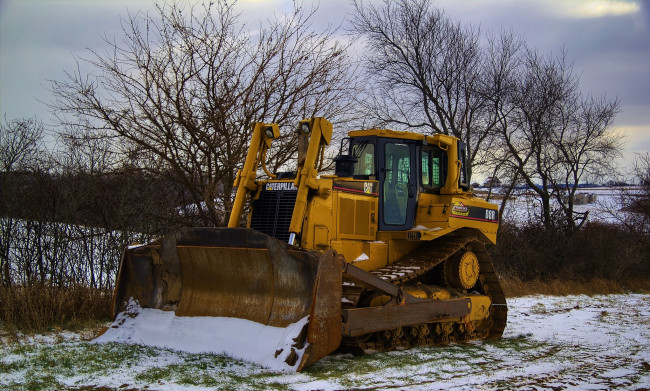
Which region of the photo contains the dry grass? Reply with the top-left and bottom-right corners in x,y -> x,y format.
491,222 -> 650,287
491,222 -> 650,298
0,285 -> 112,334
500,276 -> 650,297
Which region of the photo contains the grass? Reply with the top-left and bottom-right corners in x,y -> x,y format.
1,312 -> 647,391
0,285 -> 112,334
498,276 -> 650,297
0,328 -> 298,390
10,373 -> 64,391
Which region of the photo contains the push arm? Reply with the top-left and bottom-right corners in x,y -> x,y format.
288,118 -> 332,244
228,122 -> 280,227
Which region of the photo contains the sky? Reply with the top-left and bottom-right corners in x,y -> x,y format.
1,0 -> 649,176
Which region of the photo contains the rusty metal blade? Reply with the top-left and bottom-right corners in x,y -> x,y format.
298,249 -> 344,371
176,246 -> 276,323
111,227 -> 347,371
113,228 -> 322,327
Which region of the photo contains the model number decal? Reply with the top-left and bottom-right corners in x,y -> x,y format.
449,204 -> 498,223
485,209 -> 497,221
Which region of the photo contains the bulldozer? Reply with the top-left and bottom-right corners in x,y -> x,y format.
111,117 -> 507,371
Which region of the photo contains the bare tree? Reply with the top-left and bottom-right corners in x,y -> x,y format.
350,0 -> 498,180
0,117 -> 44,173
493,46 -> 621,230
619,153 -> 650,235
0,117 -> 46,286
49,1 -> 357,227
472,30 -> 525,224
549,94 -> 621,230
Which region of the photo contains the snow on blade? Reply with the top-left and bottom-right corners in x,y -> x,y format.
413,225 -> 442,231
352,252 -> 369,262
94,298 -> 309,372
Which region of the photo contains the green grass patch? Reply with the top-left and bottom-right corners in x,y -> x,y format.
492,334 -> 543,351
0,339 -> 168,390
24,342 -> 156,377
5,372 -> 64,391
134,359 -> 291,390
134,365 -> 175,383
0,358 -> 28,373
302,343 -> 498,389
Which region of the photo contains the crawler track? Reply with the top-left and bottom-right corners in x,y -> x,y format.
341,236 -> 507,352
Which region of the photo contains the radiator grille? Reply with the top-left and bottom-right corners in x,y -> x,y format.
250,189 -> 297,242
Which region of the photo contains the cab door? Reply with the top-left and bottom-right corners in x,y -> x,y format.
378,139 -> 417,231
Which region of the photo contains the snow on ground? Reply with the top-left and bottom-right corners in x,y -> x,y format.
478,186 -> 639,225
94,298 -> 309,372
2,294 -> 649,390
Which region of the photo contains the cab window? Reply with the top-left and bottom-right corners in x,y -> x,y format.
421,147 -> 445,190
383,142 -> 411,225
352,143 -> 375,177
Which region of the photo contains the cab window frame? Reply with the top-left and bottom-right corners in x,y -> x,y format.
350,138 -> 377,180
420,145 -> 446,193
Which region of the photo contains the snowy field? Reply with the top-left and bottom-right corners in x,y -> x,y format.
2,294 -> 649,390
477,186 -> 640,225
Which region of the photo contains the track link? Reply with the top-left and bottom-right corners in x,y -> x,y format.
369,236 -> 478,284
473,242 -> 508,339
341,236 -> 507,353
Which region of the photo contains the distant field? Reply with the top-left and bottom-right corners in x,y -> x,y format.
473,186 -> 642,224
2,294 -> 649,390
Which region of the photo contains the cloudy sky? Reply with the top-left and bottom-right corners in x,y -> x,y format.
1,0 -> 648,171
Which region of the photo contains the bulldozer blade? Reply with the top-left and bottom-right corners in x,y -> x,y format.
112,227 -> 343,370
298,249 -> 345,371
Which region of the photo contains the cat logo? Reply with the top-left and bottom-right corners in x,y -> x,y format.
265,182 -> 297,191
363,182 -> 372,194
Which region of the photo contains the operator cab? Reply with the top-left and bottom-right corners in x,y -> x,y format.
336,129 -> 468,231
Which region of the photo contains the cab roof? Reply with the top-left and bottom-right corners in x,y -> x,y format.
347,129 -> 458,146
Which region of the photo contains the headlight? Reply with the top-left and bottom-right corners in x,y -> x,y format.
300,122 -> 311,135
264,126 -> 275,139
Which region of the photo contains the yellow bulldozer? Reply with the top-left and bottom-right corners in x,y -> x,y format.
112,117 -> 507,371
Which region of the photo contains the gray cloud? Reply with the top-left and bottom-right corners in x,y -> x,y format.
437,0 -> 650,125
1,0 -> 647,167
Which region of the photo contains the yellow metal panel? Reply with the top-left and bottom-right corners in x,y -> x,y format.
355,200 -> 370,236
357,241 -> 388,271
314,225 -> 329,247
376,232 -> 422,264
448,197 -> 498,244
348,129 -> 426,141
368,241 -> 387,265
339,198 -> 355,235
331,232 -> 388,271
414,193 -> 450,227
342,240 -> 365,263
300,179 -> 333,250
330,240 -> 343,255
467,295 -> 492,322
344,240 -> 388,271
335,192 -> 378,241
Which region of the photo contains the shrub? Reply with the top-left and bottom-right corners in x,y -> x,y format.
491,221 -> 650,291
0,285 -> 112,333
